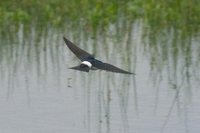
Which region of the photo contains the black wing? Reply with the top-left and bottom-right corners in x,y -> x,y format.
93,62 -> 133,74
63,37 -> 92,61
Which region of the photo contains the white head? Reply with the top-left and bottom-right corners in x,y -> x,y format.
81,61 -> 92,68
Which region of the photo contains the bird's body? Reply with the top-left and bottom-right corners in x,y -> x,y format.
63,37 -> 133,74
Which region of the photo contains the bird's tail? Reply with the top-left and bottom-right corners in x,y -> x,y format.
69,65 -> 90,72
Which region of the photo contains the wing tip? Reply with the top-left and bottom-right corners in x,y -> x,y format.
63,36 -> 67,40
63,36 -> 69,43
123,72 -> 135,75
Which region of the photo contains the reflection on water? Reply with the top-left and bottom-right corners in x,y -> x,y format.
0,23 -> 200,133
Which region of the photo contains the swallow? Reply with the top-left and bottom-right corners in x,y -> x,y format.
63,37 -> 133,74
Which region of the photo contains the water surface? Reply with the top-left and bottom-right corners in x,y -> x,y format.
0,23 -> 200,133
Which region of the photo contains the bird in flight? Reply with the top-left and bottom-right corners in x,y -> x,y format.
63,37 -> 133,74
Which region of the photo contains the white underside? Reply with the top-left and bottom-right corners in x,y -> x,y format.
81,61 -> 92,68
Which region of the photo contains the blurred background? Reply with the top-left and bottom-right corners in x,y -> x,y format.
0,0 -> 200,133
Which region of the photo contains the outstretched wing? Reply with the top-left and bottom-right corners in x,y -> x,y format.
63,37 -> 92,61
93,61 -> 133,74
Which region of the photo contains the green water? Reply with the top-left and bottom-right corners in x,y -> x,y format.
0,1 -> 200,132
1,0 -> 200,34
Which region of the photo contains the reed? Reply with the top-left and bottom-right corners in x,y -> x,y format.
0,0 -> 199,36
